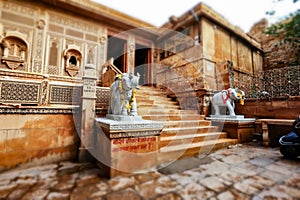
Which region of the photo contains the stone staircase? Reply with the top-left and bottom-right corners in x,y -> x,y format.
136,86 -> 238,164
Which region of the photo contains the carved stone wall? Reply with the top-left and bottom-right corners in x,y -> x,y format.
158,17 -> 263,90
0,0 -> 107,79
0,0 -> 158,171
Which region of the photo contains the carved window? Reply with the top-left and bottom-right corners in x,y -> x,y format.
49,42 -> 58,66
47,40 -> 60,76
63,44 -> 82,77
1,36 -> 27,71
69,55 -> 77,66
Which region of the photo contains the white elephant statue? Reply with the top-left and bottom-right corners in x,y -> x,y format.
211,88 -> 245,116
108,73 -> 140,116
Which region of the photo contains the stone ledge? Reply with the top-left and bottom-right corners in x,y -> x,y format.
206,115 -> 256,123
0,105 -> 80,114
95,117 -> 164,134
106,114 -> 143,121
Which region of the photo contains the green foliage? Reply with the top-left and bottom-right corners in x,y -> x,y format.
264,0 -> 300,66
265,0 -> 300,46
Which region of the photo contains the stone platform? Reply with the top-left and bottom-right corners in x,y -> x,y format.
95,115 -> 164,178
206,115 -> 256,143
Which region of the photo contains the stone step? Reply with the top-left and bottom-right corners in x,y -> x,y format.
136,99 -> 155,104
142,114 -> 205,121
160,132 -> 228,148
158,138 -> 238,163
137,103 -> 180,110
140,100 -> 179,106
163,120 -> 212,128
137,86 -> 238,165
161,126 -> 219,136
136,99 -> 179,107
138,86 -> 165,92
138,108 -> 198,116
137,91 -> 167,97
148,96 -> 175,103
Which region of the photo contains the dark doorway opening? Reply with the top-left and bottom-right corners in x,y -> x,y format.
107,36 -> 127,72
135,44 -> 150,86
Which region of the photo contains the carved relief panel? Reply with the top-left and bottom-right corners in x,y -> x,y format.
86,43 -> 97,65
46,34 -> 61,76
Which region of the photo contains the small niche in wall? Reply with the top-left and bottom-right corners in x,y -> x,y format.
63,44 -> 82,77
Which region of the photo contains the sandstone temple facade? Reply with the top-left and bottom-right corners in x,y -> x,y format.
0,0 -> 299,171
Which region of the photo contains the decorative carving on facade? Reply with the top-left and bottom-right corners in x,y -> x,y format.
0,80 -> 40,104
3,1 -> 36,17
0,76 -> 82,106
0,107 -> 77,114
36,19 -> 45,30
0,31 -> 28,70
40,78 -> 50,105
87,44 -> 97,64
49,85 -> 81,105
96,120 -> 163,139
33,31 -> 44,73
47,36 -> 60,75
49,14 -> 98,34
107,130 -> 161,139
63,44 -> 82,77
99,36 -> 106,44
0,69 -> 46,79
96,87 -> 110,105
98,27 -> 107,72
232,65 -> 300,99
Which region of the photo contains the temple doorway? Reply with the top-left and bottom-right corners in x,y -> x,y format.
107,36 -> 127,72
135,44 -> 151,86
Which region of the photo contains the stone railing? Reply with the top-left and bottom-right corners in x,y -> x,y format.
95,86 -> 110,117
99,58 -> 122,87
231,66 -> 300,99
0,69 -> 115,116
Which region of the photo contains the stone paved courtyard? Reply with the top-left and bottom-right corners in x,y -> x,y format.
0,143 -> 299,200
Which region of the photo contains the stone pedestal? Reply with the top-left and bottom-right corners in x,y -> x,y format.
206,115 -> 256,143
95,116 -> 163,178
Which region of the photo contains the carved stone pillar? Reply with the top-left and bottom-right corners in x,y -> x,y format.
33,19 -> 46,73
79,63 -> 97,162
98,27 -> 107,79
127,35 -> 135,73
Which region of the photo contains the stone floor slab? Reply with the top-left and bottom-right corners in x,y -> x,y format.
0,144 -> 299,199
